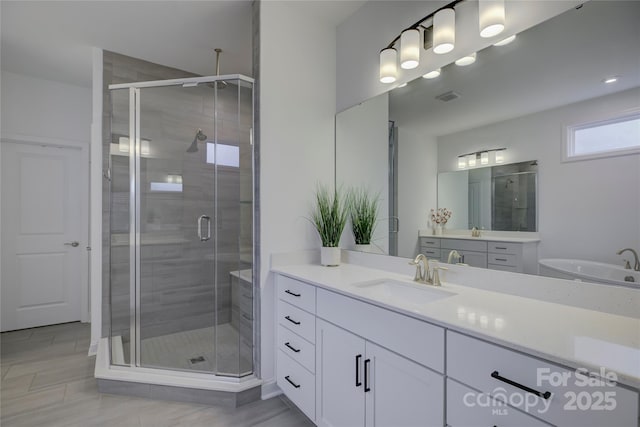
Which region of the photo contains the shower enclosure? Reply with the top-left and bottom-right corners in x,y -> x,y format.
107,75 -> 254,379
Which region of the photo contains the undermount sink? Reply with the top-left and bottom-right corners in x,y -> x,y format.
352,278 -> 456,305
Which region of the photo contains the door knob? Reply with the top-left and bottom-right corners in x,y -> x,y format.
64,241 -> 80,247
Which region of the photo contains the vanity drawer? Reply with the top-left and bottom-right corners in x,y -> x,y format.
277,350 -> 315,421
277,275 -> 316,313
441,239 -> 488,253
447,379 -> 551,427
447,331 -> 639,427
488,253 -> 517,267
317,288 -> 444,372
420,247 -> 441,259
278,325 -> 315,373
488,241 -> 520,254
278,300 -> 316,343
419,237 -> 441,248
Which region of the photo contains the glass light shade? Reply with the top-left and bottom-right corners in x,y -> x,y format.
455,52 -> 477,66
118,137 -> 129,153
495,150 -> 505,163
379,48 -> 398,84
493,34 -> 516,46
457,156 -> 467,169
467,153 -> 477,167
479,0 -> 505,38
400,29 -> 420,69
141,139 -> 150,155
480,151 -> 489,164
433,8 -> 455,54
422,68 -> 441,79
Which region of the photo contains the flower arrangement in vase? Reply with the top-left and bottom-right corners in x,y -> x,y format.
430,208 -> 452,235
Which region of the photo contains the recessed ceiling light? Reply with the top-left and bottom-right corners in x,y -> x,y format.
422,69 -> 441,79
493,34 -> 516,46
455,52 -> 477,66
603,77 -> 618,84
398,82 -> 408,88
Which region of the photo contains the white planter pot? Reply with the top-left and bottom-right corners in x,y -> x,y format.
321,247 -> 341,266
354,244 -> 372,253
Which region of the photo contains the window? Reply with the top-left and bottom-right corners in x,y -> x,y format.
206,143 -> 239,167
564,110 -> 640,162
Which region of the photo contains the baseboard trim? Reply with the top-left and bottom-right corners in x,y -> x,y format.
261,379 -> 282,400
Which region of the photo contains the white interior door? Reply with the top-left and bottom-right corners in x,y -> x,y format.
1,142 -> 84,331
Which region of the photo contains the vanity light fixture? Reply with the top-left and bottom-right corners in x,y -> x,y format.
457,148 -> 506,169
479,0 -> 505,38
422,68 -> 442,79
400,28 -> 420,69
457,156 -> 467,169
493,34 -> 516,46
467,153 -> 477,167
455,52 -> 477,66
480,151 -> 489,165
379,0 -> 508,84
433,8 -> 456,54
379,48 -> 398,83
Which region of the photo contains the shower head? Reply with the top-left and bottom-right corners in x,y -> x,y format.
187,129 -> 207,153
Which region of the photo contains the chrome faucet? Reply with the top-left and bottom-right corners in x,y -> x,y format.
617,248 -> 640,271
409,254 -> 447,286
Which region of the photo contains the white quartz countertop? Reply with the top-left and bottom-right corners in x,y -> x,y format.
418,231 -> 540,243
272,262 -> 640,389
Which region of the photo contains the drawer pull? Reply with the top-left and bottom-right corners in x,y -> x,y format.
491,371 -> 551,400
284,342 -> 300,353
355,354 -> 362,387
285,315 -> 300,325
495,246 -> 508,250
495,258 -> 508,262
285,289 -> 301,297
284,375 -> 301,389
364,358 -> 371,392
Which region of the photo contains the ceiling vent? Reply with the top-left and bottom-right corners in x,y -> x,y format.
435,91 -> 461,102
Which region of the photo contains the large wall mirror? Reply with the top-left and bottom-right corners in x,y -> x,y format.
335,1 -> 640,268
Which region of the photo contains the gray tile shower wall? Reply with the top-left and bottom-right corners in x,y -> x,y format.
102,52 -> 253,354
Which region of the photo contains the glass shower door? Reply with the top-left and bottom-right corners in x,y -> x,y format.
109,78 -> 254,377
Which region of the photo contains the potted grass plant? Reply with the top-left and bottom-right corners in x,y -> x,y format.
348,187 -> 380,252
311,185 -> 348,266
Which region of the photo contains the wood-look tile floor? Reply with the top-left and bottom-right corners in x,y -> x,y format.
1,322 -> 314,427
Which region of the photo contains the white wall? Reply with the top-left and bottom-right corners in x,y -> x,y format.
259,1 -> 337,396
336,93 -> 388,253
396,126 -> 437,257
1,71 -> 91,142
437,170 -> 469,230
438,88 -> 640,263
336,1 -> 581,112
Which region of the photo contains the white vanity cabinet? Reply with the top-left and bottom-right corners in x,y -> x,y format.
419,236 -> 538,274
315,289 -> 445,427
447,331 -> 639,427
276,275 -> 317,420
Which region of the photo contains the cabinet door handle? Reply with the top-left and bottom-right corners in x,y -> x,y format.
495,246 -> 507,250
355,354 -> 362,387
285,375 -> 301,389
491,371 -> 551,399
364,358 -> 371,392
284,342 -> 300,353
495,258 -> 508,262
284,315 -> 300,325
285,289 -> 301,297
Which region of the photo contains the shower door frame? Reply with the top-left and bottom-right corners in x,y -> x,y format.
109,74 -> 257,377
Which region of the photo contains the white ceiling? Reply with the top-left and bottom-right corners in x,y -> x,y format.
1,0 -> 365,88
389,1 -> 640,136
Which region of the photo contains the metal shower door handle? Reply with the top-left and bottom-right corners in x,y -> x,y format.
197,215 -> 211,241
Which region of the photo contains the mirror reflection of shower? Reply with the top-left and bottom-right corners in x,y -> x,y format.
187,128 -> 207,153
